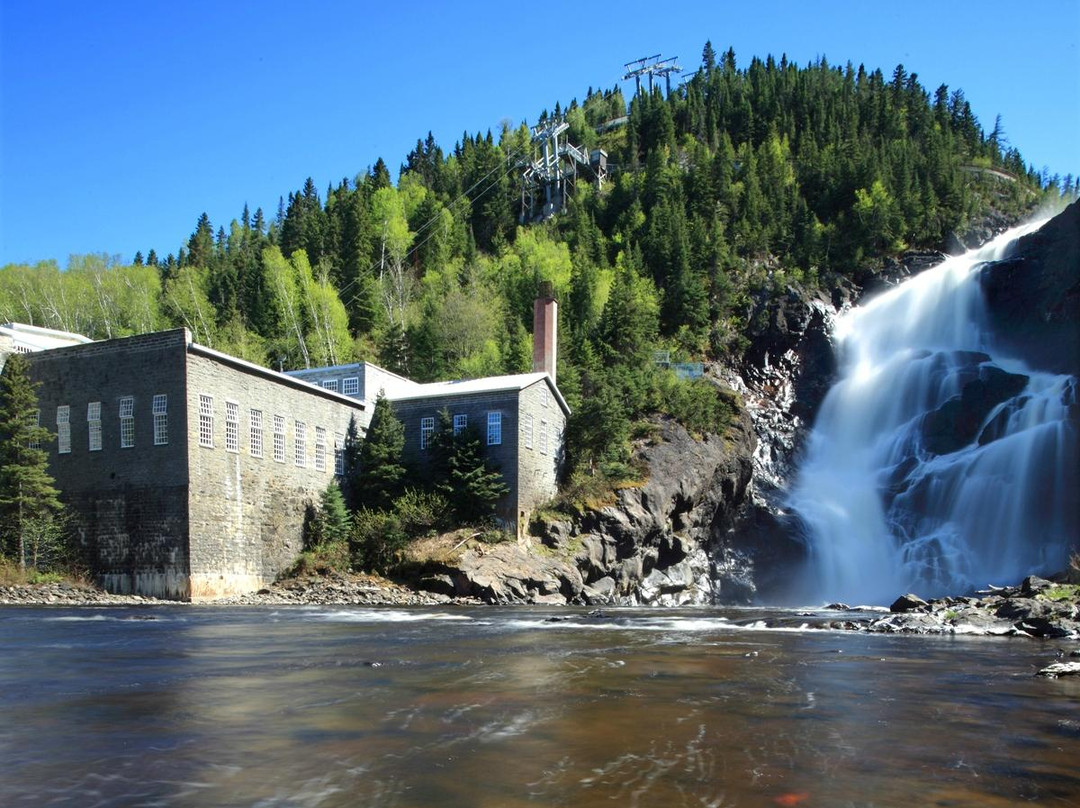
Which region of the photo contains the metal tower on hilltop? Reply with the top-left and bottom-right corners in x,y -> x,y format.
623,54 -> 682,96
518,117 -> 607,223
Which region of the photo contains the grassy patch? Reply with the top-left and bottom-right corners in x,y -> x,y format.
1040,584 -> 1080,603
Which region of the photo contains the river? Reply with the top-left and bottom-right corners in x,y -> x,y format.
1,606 -> 1077,807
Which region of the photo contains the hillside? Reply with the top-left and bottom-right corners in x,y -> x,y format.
1,42 -> 1073,488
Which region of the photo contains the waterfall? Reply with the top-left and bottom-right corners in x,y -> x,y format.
789,219 -> 1078,605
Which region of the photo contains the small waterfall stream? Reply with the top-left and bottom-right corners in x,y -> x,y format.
789,219 -> 1078,604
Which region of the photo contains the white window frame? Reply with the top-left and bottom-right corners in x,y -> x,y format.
321,379 -> 339,393
152,394 -> 168,446
315,426 -> 327,472
57,405 -> 71,454
487,412 -> 502,446
198,394 -> 214,448
294,421 -> 306,467
250,409 -> 264,458
342,377 -> 359,396
420,416 -> 435,450
27,410 -> 40,449
539,419 -> 548,455
541,387 -> 549,408
119,396 -> 134,448
225,400 -> 240,453
334,432 -> 345,476
524,413 -> 534,450
88,401 -> 102,452
273,415 -> 286,463
453,413 -> 467,436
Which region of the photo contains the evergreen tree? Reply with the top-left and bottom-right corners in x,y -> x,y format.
431,415 -> 509,524
0,354 -> 64,570
354,395 -> 406,509
308,481 -> 350,548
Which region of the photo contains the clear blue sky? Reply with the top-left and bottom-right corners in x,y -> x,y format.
2,0 -> 1078,267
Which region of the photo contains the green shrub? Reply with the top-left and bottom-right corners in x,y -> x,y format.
394,488 -> 449,535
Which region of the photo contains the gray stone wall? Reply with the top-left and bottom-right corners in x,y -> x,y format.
514,379 -> 566,521
185,350 -> 364,599
26,330 -> 192,598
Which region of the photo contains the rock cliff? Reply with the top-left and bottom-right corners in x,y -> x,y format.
979,200 -> 1080,376
421,409 -> 758,606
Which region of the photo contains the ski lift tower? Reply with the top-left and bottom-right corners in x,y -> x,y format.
519,117 -> 607,223
623,54 -> 683,96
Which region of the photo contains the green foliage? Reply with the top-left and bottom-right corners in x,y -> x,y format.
354,395 -> 406,509
0,354 -> 65,570
648,373 -> 739,439
428,410 -> 509,525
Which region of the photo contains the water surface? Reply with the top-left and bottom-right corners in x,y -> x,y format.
1,606 -> 1077,806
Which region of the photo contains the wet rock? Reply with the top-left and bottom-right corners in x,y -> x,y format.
582,577 -> 616,605
890,593 -> 930,613
1035,661 -> 1080,678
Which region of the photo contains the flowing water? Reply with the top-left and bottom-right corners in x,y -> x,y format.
789,219 -> 1079,605
1,605 -> 1078,807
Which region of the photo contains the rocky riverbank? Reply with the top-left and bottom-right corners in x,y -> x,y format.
0,572 -> 477,608
819,576 -> 1080,640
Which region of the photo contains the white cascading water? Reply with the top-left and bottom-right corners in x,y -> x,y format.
789,219 -> 1078,605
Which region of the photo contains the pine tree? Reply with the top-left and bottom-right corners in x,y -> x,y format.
441,421 -> 509,524
0,354 -> 63,570
355,395 -> 406,509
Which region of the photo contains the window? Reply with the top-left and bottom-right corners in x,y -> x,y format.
294,421 -> 306,467
198,395 -> 214,448
334,432 -> 345,475
342,377 -> 359,396
57,406 -> 71,454
119,396 -> 134,448
453,413 -> 467,436
420,416 -> 435,450
273,415 -> 285,463
225,401 -> 239,453
153,394 -> 168,446
322,379 -> 339,393
27,410 -> 40,449
315,427 -> 327,472
541,387 -> 549,408
250,409 -> 263,458
539,419 -> 548,455
88,402 -> 102,452
487,412 -> 502,446
524,413 -> 534,450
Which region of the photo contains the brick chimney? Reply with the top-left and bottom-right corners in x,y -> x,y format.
532,281 -> 557,382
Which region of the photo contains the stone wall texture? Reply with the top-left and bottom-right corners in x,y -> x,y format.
27,330 -> 192,598
184,349 -> 365,600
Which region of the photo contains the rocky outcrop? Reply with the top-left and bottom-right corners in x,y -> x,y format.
979,200 -> 1080,376
430,411 -> 758,606
820,576 -> 1080,638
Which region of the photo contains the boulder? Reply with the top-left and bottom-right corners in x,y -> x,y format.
890,593 -> 930,613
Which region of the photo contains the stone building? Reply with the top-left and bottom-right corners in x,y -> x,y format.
24,329 -> 364,600
287,285 -> 568,532
6,287 -> 567,599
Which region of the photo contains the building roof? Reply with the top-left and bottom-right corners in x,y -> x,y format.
285,361 -> 417,387
0,322 -> 94,347
186,338 -> 367,411
387,372 -> 571,415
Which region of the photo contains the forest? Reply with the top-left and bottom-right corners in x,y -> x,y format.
2,43 -> 1075,483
